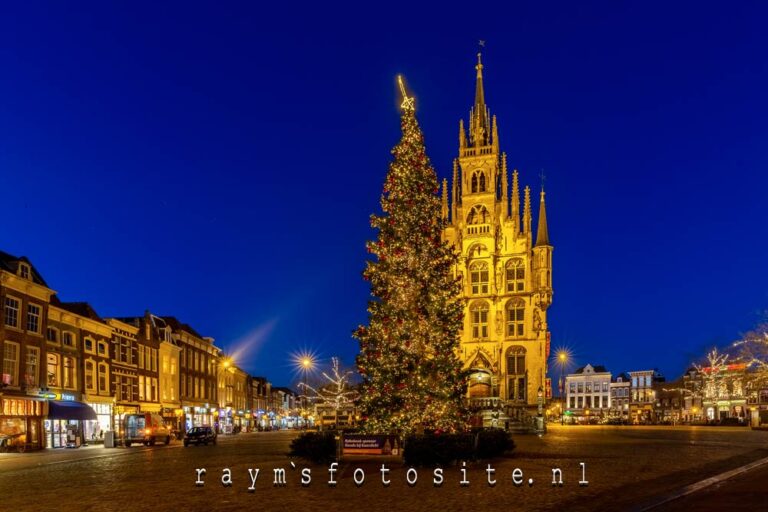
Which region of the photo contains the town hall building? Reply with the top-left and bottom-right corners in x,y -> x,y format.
442,54 -> 552,426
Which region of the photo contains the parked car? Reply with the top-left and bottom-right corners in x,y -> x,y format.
123,413 -> 172,447
184,426 -> 217,446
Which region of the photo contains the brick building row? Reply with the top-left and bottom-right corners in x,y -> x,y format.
0,250 -> 296,449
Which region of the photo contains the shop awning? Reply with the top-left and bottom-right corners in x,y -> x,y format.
48,401 -> 97,421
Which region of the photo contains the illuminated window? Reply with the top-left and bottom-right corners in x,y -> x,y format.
506,299 -> 525,337
47,353 -> 60,387
63,356 -> 75,389
25,347 -> 39,387
505,259 -> 525,293
4,296 -> 20,328
470,302 -> 489,339
2,341 -> 20,386
470,262 -> 489,294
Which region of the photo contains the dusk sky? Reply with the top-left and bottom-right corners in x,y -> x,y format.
2,2 -> 767,386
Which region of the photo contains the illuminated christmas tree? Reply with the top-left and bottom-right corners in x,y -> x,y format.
354,77 -> 467,435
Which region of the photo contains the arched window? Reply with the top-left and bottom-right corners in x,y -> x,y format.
471,170 -> 486,193
506,298 -> 525,337
505,259 -> 525,293
466,205 -> 490,225
506,346 -> 526,401
98,363 -> 108,394
470,302 -> 489,339
63,356 -> 75,389
47,353 -> 60,387
85,360 -> 96,392
470,261 -> 489,294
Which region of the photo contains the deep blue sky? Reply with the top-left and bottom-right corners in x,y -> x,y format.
2,2 -> 767,386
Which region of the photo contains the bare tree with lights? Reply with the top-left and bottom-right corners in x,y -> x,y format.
299,357 -> 358,429
694,348 -> 734,410
735,315 -> 768,385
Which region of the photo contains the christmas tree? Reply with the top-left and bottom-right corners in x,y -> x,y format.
354,77 -> 467,435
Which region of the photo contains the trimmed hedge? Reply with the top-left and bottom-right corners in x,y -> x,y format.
403,428 -> 515,466
289,432 -> 336,464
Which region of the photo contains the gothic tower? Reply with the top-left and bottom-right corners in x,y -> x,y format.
442,53 -> 553,420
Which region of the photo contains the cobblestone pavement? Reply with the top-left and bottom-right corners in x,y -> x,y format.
653,462 -> 768,511
0,426 -> 766,512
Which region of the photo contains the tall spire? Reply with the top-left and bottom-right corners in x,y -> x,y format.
471,52 -> 489,147
536,189 -> 550,246
475,52 -> 486,114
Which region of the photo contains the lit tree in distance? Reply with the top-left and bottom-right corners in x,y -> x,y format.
299,357 -> 358,427
354,76 -> 467,435
694,348 -> 732,402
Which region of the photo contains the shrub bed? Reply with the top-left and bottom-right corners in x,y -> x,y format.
289,431 -> 337,464
403,428 -> 515,466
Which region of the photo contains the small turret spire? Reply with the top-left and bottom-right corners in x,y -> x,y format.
511,169 -> 520,231
536,189 -> 550,246
501,153 -> 508,217
441,178 -> 449,221
523,186 -> 532,234
475,52 -> 485,111
459,119 -> 466,149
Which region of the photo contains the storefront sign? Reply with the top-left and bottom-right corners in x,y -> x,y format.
342,434 -> 400,456
60,393 -> 76,401
38,391 -> 56,399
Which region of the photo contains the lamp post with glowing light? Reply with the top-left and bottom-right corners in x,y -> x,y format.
557,350 -> 569,425
298,355 -> 314,429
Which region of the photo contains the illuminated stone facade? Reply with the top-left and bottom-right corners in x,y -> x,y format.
442,54 -> 552,416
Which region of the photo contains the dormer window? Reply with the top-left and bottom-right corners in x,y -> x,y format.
19,263 -> 30,280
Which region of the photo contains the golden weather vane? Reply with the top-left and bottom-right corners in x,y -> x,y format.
397,74 -> 414,111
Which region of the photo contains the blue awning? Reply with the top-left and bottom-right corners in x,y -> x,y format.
48,400 -> 97,421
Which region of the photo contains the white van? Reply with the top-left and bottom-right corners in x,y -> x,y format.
123,413 -> 172,447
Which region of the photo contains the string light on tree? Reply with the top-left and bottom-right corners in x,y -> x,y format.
354,75 -> 468,435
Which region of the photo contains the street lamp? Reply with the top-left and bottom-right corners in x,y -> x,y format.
557,350 -> 569,425
295,354 -> 315,429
